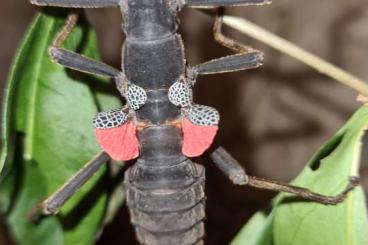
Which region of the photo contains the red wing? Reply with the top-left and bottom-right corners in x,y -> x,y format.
182,118 -> 218,157
95,121 -> 139,161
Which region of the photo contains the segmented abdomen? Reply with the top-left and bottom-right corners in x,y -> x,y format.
124,159 -> 206,245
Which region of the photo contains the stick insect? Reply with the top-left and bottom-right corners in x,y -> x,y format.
28,0 -> 359,244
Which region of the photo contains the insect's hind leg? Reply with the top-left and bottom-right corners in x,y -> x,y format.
209,146 -> 248,185
30,0 -> 119,8
49,12 -> 120,78
210,146 -> 359,205
28,152 -> 110,220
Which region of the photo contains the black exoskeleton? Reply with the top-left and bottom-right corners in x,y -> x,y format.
28,1 -> 359,245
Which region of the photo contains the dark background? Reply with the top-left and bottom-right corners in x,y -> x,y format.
1,0 -> 368,244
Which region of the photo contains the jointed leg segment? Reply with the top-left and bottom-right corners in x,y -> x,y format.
210,146 -> 359,205
210,146 -> 248,185
247,175 -> 359,205
213,8 -> 256,53
29,152 -> 109,219
49,12 -> 120,78
191,52 -> 263,75
190,8 -> 263,77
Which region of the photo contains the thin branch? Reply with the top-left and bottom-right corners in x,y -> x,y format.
220,15 -> 368,97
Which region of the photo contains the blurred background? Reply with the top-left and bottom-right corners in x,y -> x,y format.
1,0 -> 368,244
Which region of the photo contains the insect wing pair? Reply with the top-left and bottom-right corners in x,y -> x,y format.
94,79 -> 220,161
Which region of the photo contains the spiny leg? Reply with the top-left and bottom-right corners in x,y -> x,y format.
30,0 -> 119,8
209,146 -> 359,205
28,152 -> 109,220
49,12 -> 120,78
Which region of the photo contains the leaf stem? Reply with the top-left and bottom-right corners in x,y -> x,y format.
222,15 -> 368,97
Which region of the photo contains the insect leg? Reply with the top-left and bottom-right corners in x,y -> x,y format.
246,175 -> 359,205
49,48 -> 120,77
30,0 -> 119,8
191,52 -> 263,75
28,152 -> 109,220
49,12 -> 120,78
209,146 -> 248,185
50,13 -> 120,77
210,146 -> 360,205
185,0 -> 271,8
189,8 -> 263,77
212,8 -> 257,54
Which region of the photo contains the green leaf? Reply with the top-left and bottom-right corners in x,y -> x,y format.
0,1 -> 42,175
231,211 -> 272,245
7,160 -> 63,245
1,9 -> 121,245
232,107 -> 368,245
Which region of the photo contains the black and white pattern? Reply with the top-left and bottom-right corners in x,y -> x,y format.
168,81 -> 193,107
127,84 -> 147,110
93,108 -> 129,129
168,79 -> 220,126
184,104 -> 220,126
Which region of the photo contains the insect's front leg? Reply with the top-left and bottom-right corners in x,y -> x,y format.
188,8 -> 263,77
190,52 -> 263,75
212,8 -> 257,54
50,47 -> 120,77
210,146 -> 360,205
30,0 -> 119,8
49,12 -> 120,78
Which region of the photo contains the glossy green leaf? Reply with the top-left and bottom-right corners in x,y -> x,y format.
0,9 -> 121,245
232,106 -> 368,245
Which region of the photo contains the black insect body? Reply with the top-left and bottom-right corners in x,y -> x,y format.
28,0 -> 359,244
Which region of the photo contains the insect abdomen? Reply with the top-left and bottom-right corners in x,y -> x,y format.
124,158 -> 206,245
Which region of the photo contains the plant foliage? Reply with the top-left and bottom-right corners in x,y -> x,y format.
232,107 -> 368,245
0,9 -> 121,245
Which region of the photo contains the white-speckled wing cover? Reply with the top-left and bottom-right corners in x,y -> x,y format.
127,84 -> 147,110
93,109 -> 129,129
184,105 -> 220,126
169,80 -> 220,126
